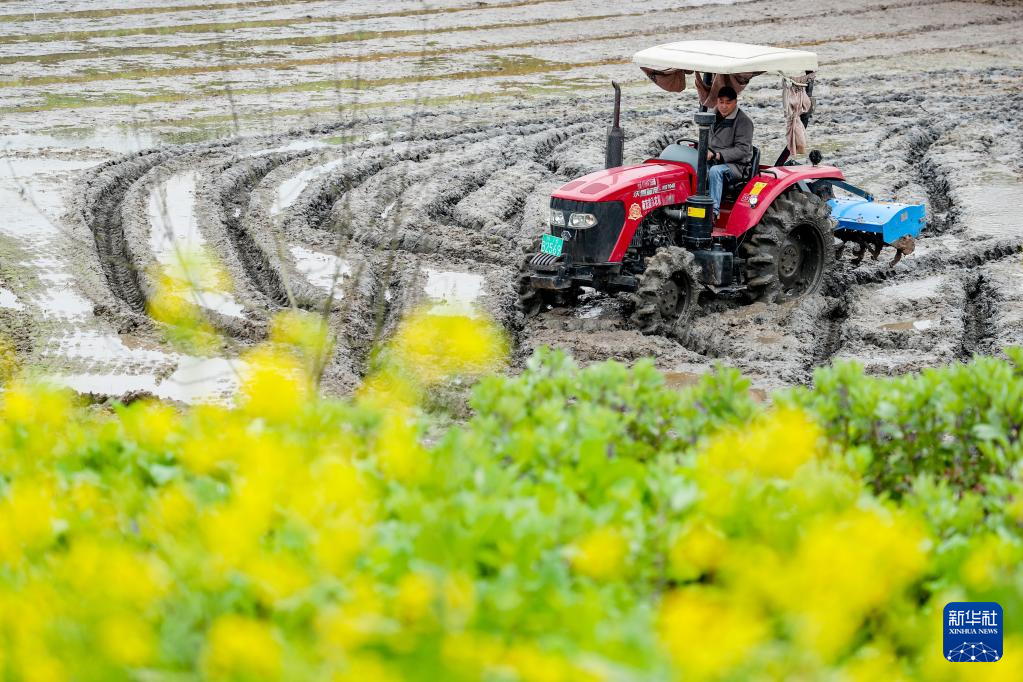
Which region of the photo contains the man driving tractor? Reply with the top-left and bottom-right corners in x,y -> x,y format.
706,85 -> 754,219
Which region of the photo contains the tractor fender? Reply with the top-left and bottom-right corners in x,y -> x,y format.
720,164 -> 844,237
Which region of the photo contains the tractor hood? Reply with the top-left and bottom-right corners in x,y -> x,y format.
551,161 -> 693,205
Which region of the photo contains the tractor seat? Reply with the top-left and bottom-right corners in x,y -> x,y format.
727,146 -> 760,188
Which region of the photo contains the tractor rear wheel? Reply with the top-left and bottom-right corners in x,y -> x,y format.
742,192 -> 834,302
629,246 -> 697,337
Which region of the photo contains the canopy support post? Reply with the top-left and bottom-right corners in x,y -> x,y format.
773,76 -> 815,166
698,72 -> 713,112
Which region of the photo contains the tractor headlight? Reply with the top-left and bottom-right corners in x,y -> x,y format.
549,209 -> 566,227
568,212 -> 598,229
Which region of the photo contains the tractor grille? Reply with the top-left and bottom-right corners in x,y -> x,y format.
530,252 -> 562,270
549,198 -> 625,264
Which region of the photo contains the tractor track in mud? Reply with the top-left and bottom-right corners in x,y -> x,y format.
214,154 -> 294,307
959,274 -> 997,361
77,149 -> 175,320
905,122 -> 961,236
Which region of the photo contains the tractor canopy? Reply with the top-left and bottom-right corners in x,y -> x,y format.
633,40 -> 819,155
632,40 -> 817,77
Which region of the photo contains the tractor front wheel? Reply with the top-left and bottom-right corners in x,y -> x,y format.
629,246 -> 697,337
742,192 -> 834,302
517,238 -> 557,317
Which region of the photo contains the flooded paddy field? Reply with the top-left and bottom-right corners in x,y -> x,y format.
1,0 -> 1021,400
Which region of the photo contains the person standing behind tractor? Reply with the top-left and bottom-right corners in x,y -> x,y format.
706,86 -> 754,220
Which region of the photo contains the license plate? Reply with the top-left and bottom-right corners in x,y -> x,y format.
540,234 -> 563,257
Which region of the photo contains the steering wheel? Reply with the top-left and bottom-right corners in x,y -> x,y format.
674,138 -> 699,147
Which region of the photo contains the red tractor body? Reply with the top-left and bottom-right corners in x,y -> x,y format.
551,159 -> 845,263
519,41 -> 924,335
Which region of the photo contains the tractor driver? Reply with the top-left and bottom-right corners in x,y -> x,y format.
706,86 -> 754,220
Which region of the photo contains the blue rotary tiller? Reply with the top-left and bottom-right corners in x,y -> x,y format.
810,176 -> 926,266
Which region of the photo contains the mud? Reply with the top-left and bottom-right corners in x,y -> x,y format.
2,0 -> 1022,401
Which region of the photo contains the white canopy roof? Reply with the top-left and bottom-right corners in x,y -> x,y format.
632,40 -> 817,76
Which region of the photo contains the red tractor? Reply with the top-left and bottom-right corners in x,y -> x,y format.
520,41 -> 924,335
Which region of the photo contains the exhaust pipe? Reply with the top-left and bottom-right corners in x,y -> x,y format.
684,111 -> 717,244
605,81 -> 624,169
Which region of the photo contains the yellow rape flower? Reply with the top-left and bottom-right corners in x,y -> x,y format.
1,380 -> 73,433
316,577 -> 387,651
502,643 -> 578,682
669,521 -> 727,581
290,456 -> 370,526
142,482 -> 196,540
701,408 -> 820,480
100,614 -> 156,668
312,519 -> 365,576
441,631 -> 506,677
570,526 -> 629,581
244,554 -> 310,606
60,541 -> 171,608
388,309 -> 508,386
374,412 -> 428,484
240,346 -> 312,421
147,267 -> 221,354
332,655 -> 403,682
357,366 -> 421,412
202,614 -> 281,680
658,588 -> 767,679
0,478 -> 57,561
396,571 -> 436,625
120,400 -> 178,452
778,508 -> 928,661
442,572 -> 476,626
960,534 -> 1020,591
269,308 -> 332,366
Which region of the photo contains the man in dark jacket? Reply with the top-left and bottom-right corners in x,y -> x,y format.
706,86 -> 754,219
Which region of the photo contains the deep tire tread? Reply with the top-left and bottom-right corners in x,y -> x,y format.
742,192 -> 835,302
629,246 -> 697,338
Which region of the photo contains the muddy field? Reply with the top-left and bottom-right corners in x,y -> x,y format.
1,0 -> 1021,401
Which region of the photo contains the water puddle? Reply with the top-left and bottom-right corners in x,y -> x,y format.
881,318 -> 937,332
1,127 -> 158,154
289,245 -> 351,296
272,157 -> 347,215
155,356 -> 244,404
0,287 -> 24,310
52,356 -> 243,405
875,275 -> 944,300
1,156 -> 99,176
148,170 -> 245,318
45,331 -> 170,364
148,170 -> 202,254
53,373 -> 162,398
576,303 -> 604,319
955,179 -> 1023,239
423,269 -> 484,313
663,371 -> 704,388
251,138 -> 330,157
